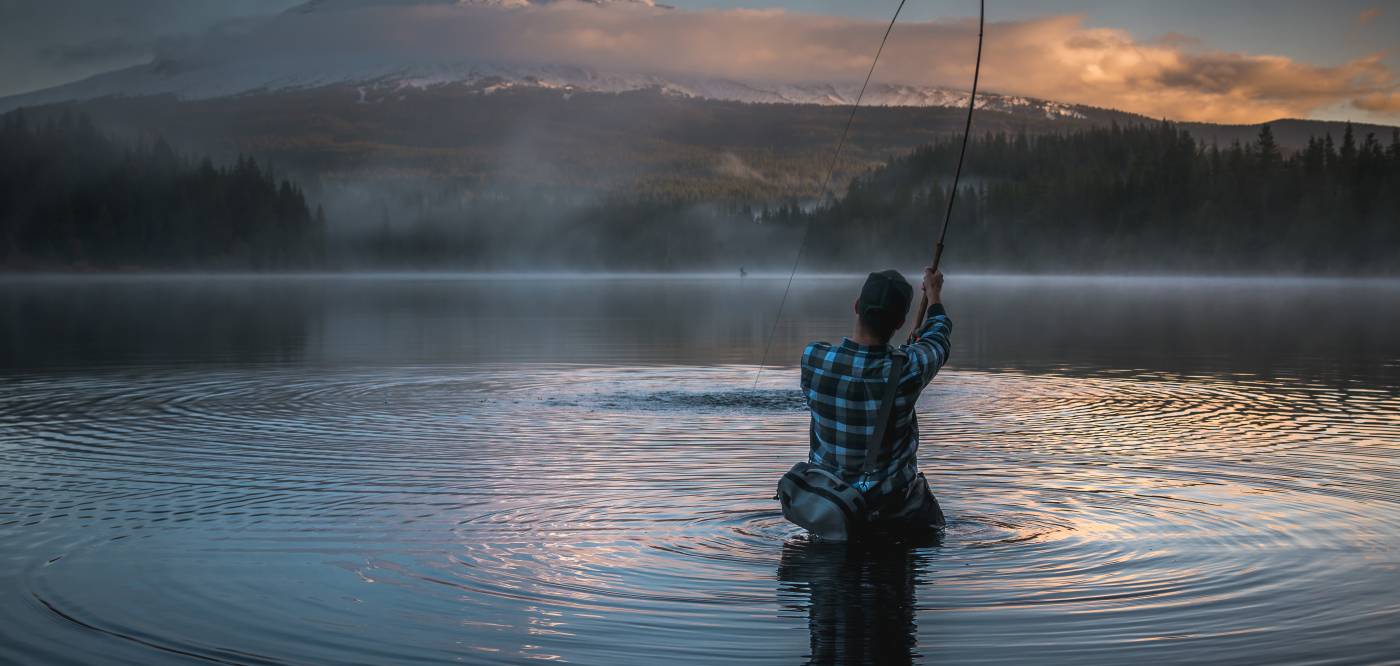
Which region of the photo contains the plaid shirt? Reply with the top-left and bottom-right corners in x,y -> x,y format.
800,303 -> 952,501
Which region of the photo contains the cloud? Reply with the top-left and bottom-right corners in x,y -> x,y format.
1357,8 -> 1382,26
19,0 -> 1400,124
0,0 -> 302,96
1153,32 -> 1202,47
1354,91 -> 1400,113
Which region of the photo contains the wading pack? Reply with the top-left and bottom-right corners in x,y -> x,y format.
777,352 -> 904,540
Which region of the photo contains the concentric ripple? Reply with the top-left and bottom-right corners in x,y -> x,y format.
2,362 -> 1399,664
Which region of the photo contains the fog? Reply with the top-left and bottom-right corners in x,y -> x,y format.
6,273 -> 1400,382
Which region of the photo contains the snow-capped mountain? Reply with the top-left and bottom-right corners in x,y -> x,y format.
0,0 -> 1114,124
0,0 -> 1098,118
0,58 -> 1089,120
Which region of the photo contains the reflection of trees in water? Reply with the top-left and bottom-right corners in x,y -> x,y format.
6,277 -> 1398,384
0,280 -> 315,368
778,538 -> 939,665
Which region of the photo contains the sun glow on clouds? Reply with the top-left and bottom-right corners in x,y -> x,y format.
182,0 -> 1399,124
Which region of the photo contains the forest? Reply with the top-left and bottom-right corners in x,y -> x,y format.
1,107 -> 1397,273
357,120 -> 1400,273
786,122 -> 1400,273
0,109 -> 322,270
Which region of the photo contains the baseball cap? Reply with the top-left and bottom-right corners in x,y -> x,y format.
856,269 -> 913,330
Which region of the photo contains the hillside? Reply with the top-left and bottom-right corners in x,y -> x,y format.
792,123 -> 1400,274
12,86 -> 1113,204
14,84 -> 1392,208
1,0 -> 1393,216
0,110 -> 323,270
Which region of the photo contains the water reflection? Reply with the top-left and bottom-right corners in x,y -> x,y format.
3,274 -> 1399,386
2,275 -> 1399,664
779,538 -> 938,665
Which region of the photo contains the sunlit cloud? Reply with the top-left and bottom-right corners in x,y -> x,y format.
1357,8 -> 1382,26
1354,91 -> 1400,113
129,2 -> 1400,124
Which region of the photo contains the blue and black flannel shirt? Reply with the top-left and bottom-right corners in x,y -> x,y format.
799,303 -> 953,502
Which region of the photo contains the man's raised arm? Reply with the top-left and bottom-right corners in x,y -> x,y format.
902,268 -> 952,387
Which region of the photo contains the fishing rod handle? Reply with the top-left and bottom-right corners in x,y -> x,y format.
907,243 -> 945,343
908,294 -> 929,345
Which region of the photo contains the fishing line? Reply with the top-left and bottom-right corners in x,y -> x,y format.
752,0 -> 909,390
753,0 -> 986,387
908,0 -> 983,341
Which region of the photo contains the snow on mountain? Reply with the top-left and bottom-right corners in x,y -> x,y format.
0,0 -> 1084,119
0,57 -> 1088,120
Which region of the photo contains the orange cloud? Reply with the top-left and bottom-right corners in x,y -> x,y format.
1358,8 -> 1382,26
852,14 -> 1398,123
1354,91 -> 1400,112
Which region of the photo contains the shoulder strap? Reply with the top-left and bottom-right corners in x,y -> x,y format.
862,351 -> 905,475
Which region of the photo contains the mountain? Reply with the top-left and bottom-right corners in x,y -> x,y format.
0,0 -> 1097,120
6,73 -> 1390,218
0,57 -> 1100,123
1,0 -> 1393,217
0,0 -> 1134,211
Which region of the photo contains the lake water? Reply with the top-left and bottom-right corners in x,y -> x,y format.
2,274 -> 1399,665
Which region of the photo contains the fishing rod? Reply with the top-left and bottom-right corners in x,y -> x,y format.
753,0 -> 985,386
751,0 -> 909,389
909,0 -> 983,343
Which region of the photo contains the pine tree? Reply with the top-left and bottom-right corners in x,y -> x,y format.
1340,122 -> 1357,166
1257,124 -> 1281,171
0,109 -> 321,269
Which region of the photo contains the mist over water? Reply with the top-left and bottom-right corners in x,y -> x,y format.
2,274 -> 1399,664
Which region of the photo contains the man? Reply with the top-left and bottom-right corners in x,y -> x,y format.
799,267 -> 952,535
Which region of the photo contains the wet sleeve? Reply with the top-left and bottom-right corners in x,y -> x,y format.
901,304 -> 952,388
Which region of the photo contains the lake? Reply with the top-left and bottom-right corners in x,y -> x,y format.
2,273 -> 1399,665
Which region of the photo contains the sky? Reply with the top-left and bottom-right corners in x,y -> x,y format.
0,0 -> 1396,125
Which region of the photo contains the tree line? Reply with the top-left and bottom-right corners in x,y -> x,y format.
782,121 -> 1400,273
0,109 -> 323,270
3,108 -> 1397,273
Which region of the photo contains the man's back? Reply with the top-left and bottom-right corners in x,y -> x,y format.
800,303 -> 953,502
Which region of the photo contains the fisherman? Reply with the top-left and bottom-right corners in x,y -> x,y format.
780,267 -> 951,539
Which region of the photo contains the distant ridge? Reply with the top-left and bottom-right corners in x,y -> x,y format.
1,0 -> 1391,205
3,0 -> 1391,133
0,58 -> 1103,123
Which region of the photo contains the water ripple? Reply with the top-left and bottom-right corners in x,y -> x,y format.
2,364 -> 1398,664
